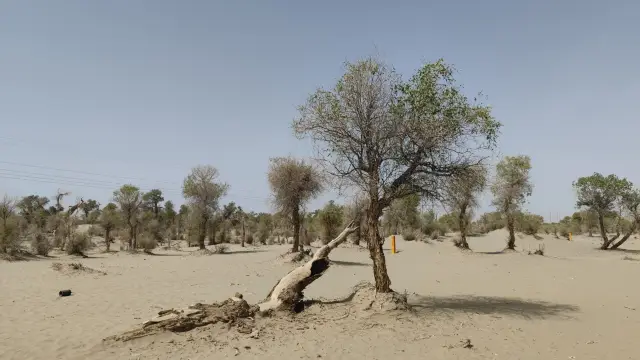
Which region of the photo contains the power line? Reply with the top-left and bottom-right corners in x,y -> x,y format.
0,160 -> 182,186
0,170 -> 269,202
0,168 -> 166,189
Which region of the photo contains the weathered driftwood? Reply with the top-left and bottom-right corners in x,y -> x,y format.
105,295 -> 258,342
259,221 -> 358,313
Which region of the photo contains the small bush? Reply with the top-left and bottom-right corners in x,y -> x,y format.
213,244 -> 229,254
0,220 -> 21,253
30,229 -> 52,256
266,236 -> 275,245
422,222 -> 448,238
87,225 -> 104,237
452,237 -> 466,248
217,230 -> 228,243
245,233 -> 254,245
529,243 -> 545,256
66,232 -> 91,256
402,229 -> 418,241
430,229 -> 442,240
558,225 -> 570,239
138,233 -> 157,253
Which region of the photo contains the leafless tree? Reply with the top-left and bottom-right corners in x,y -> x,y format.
293,57 -> 499,292
443,165 -> 487,249
182,165 -> 229,250
267,157 -> 323,252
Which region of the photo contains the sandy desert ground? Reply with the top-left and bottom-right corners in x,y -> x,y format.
1,231 -> 640,360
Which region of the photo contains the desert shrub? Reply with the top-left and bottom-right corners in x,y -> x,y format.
245,233 -> 254,245
138,233 -> 157,253
402,229 -> 418,241
87,225 -> 104,237
257,231 -> 269,245
29,228 -> 52,256
422,221 -> 447,237
452,237 -> 465,248
430,229 -> 442,240
529,243 -> 545,256
216,230 -> 228,243
213,244 -> 229,254
66,232 -> 91,255
0,219 -> 21,253
558,224 -> 570,239
266,236 -> 275,245
517,213 -> 544,235
146,219 -> 164,242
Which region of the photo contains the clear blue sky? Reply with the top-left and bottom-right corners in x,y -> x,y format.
1,1 -> 638,220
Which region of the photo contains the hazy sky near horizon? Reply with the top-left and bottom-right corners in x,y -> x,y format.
1,1 -> 638,220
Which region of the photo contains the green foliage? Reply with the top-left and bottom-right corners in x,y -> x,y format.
475,211 -> 504,233
138,233 -> 157,252
66,232 -> 91,255
438,212 -> 459,232
17,194 -> 50,228
383,194 -> 420,235
182,166 -> 229,248
491,156 -> 533,213
419,210 -> 448,238
87,225 -> 104,237
318,200 -> 343,243
142,189 -> 165,217
573,173 -> 632,214
515,212 -> 544,235
402,228 -> 419,241
0,218 -> 21,253
80,199 -> 100,221
29,227 -> 51,256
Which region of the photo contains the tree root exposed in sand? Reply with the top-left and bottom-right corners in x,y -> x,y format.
106,221 -> 412,343
105,295 -> 259,342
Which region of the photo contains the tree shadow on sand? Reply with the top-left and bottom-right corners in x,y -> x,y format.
330,260 -> 371,267
410,295 -> 579,320
228,249 -> 267,255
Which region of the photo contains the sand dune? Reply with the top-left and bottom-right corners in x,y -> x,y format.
1,231 -> 639,359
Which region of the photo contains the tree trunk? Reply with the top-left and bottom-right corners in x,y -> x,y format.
457,203 -> 470,249
128,221 -> 135,249
367,199 -> 392,293
105,228 -> 111,252
291,206 -> 301,253
259,221 -> 358,312
610,218 -> 638,250
598,212 -> 612,249
241,218 -> 245,247
199,216 -> 207,250
208,221 -> 216,246
506,213 -> 516,250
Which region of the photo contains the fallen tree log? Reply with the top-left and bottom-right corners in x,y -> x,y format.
259,220 -> 358,313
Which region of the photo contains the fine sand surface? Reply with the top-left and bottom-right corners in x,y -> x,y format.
2,231 -> 640,360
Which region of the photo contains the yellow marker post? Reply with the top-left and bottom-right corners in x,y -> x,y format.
391,235 -> 397,254
569,232 -> 572,241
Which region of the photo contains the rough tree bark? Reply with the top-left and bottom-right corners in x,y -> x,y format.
105,228 -> 111,252
367,195 -> 392,293
506,213 -> 516,250
598,212 -> 621,250
292,206 -> 301,252
241,217 -> 245,247
610,217 -> 638,250
457,202 -> 470,249
259,221 -> 358,313
199,216 -> 207,250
